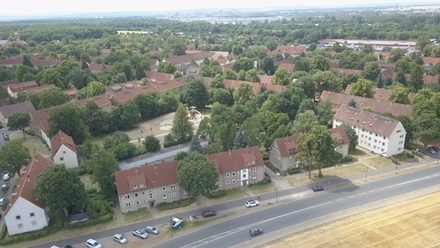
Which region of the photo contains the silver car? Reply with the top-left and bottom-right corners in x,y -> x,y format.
132,229 -> 149,239
145,226 -> 160,235
113,233 -> 128,244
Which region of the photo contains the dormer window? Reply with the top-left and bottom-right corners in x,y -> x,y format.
133,184 -> 138,189
139,184 -> 144,188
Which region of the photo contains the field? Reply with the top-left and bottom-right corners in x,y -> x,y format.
263,190 -> 440,248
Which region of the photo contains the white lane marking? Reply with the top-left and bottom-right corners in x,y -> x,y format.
180,173 -> 440,248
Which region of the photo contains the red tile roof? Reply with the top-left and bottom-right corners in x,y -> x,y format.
259,75 -> 273,85
423,57 -> 440,65
320,91 -> 412,116
329,127 -> 349,146
30,59 -> 61,67
330,60 -> 340,69
4,155 -> 52,215
165,51 -> 215,65
0,101 -> 36,119
64,88 -> 77,99
344,85 -> 416,102
334,104 -> 401,137
276,61 -> 295,71
207,146 -> 264,174
333,68 -> 363,75
50,130 -> 76,157
423,75 -> 439,84
8,81 -> 38,93
0,57 -> 23,65
74,95 -> 112,108
145,71 -> 173,82
31,108 -> 51,132
115,161 -> 178,195
88,63 -> 113,71
27,84 -> 56,93
277,46 -> 309,55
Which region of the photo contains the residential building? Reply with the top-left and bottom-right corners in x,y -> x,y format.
207,146 -> 265,190
344,85 -> 416,102
30,108 -> 52,147
7,81 -> 38,98
318,39 -> 416,52
115,161 -> 184,213
333,104 -> 406,157
269,128 -> 349,171
4,155 -> 52,236
50,130 -> 78,169
0,101 -> 36,126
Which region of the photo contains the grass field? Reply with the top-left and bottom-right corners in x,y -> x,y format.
363,157 -> 395,169
263,191 -> 440,248
10,132 -> 50,157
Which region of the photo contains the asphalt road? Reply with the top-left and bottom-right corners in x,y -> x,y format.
36,163 -> 440,248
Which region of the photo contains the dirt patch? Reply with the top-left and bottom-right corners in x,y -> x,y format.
10,132 -> 50,157
263,190 -> 440,248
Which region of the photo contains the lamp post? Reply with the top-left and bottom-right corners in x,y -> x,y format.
364,165 -> 368,182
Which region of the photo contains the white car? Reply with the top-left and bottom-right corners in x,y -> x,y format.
2,173 -> 10,181
113,233 -> 128,244
86,239 -> 102,248
0,198 -> 5,205
132,229 -> 148,239
245,199 -> 259,208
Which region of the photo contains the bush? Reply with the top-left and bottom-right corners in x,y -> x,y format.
410,150 -> 423,158
1,199 -> 9,211
163,134 -> 178,148
264,161 -> 280,174
391,157 -> 401,165
287,168 -> 301,175
0,226 -> 60,245
156,198 -> 195,211
66,214 -> 113,229
339,155 -> 354,163
261,151 -> 269,160
206,190 -> 228,199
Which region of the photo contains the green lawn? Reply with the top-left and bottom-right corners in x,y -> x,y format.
210,189 -> 249,204
364,157 -> 395,169
248,183 -> 276,194
79,174 -> 100,191
349,149 -> 368,158
122,208 -> 152,223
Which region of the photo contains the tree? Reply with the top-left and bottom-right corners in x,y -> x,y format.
233,82 -> 254,105
340,123 -> 358,152
0,140 -> 31,176
413,112 -> 440,147
241,113 -> 265,146
84,149 -> 119,199
173,43 -> 186,56
103,131 -> 136,160
389,48 -> 405,62
389,83 -> 410,104
245,69 -> 260,82
313,71 -> 342,97
181,79 -> 209,109
33,165 -> 87,216
85,81 -> 106,97
143,135 -> 161,152
38,87 -> 70,109
223,69 -> 237,80
310,55 -> 330,71
48,104 -> 88,144
417,35 -> 431,51
261,56 -> 276,75
7,112 -> 30,138
409,65 -> 424,91
189,136 -> 204,153
171,105 -> 193,143
23,55 -> 33,67
216,121 -> 237,151
37,69 -> 64,88
348,99 -> 357,107
108,102 -> 141,131
291,110 -> 319,135
350,78 -> 375,98
363,61 -> 380,81
295,132 -> 317,179
211,74 -> 224,88
272,67 -> 291,85
133,93 -> 159,120
158,62 -> 177,74
232,128 -> 246,150
15,65 -> 37,82
80,100 -> 108,136
177,152 -> 219,198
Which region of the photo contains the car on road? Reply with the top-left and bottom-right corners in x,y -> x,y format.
1,184 -> 9,191
113,233 -> 128,244
2,173 -> 10,181
145,225 -> 160,235
0,198 -> 5,205
170,217 -> 183,229
427,147 -> 438,154
132,229 -> 149,239
2,133 -> 9,141
249,227 -> 264,237
312,185 -> 324,192
86,239 -> 102,248
202,210 -> 217,218
245,199 -> 259,208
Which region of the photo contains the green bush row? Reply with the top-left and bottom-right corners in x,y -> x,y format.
0,226 -> 60,245
206,190 -> 228,199
264,161 -> 280,174
156,198 -> 195,211
66,213 -> 113,229
287,168 -> 301,175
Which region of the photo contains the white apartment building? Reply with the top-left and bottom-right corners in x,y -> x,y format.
333,104 -> 406,157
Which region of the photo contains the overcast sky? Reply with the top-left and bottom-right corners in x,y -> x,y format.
1,0 -> 438,16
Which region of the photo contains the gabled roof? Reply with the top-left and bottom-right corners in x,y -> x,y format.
50,130 -> 76,157
207,146 -> 264,174
5,155 -> 52,215
423,57 -> 440,65
74,95 -> 112,108
145,71 -> 173,82
320,91 -> 412,116
115,161 -> 178,195
259,75 -> 273,85
165,52 -> 215,65
277,46 -> 309,55
0,57 -> 23,65
27,84 -> 56,93
333,68 -> 363,75
334,104 -> 401,137
88,63 -> 113,71
0,101 -> 36,119
8,81 -> 38,93
31,108 -> 52,132
344,84 -> 416,102
329,127 -> 349,146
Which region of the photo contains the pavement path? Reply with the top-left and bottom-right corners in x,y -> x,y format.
264,167 -> 290,190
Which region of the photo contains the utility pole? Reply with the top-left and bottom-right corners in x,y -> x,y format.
364,166 -> 368,182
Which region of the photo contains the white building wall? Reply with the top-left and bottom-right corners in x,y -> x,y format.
5,197 -> 48,236
386,122 -> 406,157
41,129 -> 51,149
53,144 -> 78,169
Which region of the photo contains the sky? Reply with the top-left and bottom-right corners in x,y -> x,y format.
1,0 -> 439,16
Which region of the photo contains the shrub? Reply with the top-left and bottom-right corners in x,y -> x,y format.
163,134 -> 178,148
264,161 -> 280,174
66,214 -> 113,229
156,198 -> 195,211
261,151 -> 269,160
339,155 -> 354,163
0,226 -> 60,245
1,199 -> 9,211
390,157 -> 400,165
206,190 -> 228,199
287,168 -> 301,175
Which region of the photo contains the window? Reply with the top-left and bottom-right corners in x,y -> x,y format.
217,182 -> 221,187
172,192 -> 176,197
30,212 -> 35,217
149,193 -> 153,199
136,200 -> 140,206
124,195 -> 130,199
369,132 -> 372,135
63,150 -> 66,154
31,220 -> 37,225
232,172 -> 236,176
381,148 -> 384,152
162,187 -> 166,191
16,215 -> 21,220
382,142 -> 385,146
252,167 -> 256,172
232,179 -> 236,184
227,181 -> 231,185
125,202 -> 131,207
400,135 -> 404,138
60,157 -> 64,161
226,173 -> 230,177
139,184 -> 144,188
252,175 -> 256,179
134,184 -> 138,189
134,193 -> 139,197
170,184 -> 176,190
397,130 -> 401,133
142,191 -> 145,195
163,194 -> 167,199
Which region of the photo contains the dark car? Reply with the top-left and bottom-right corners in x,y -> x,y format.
249,227 -> 264,237
1,184 -> 9,191
202,210 -> 217,218
312,185 -> 324,192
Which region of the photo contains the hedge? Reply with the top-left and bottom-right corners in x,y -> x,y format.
0,226 -> 60,245
287,168 -> 301,175
264,161 -> 280,174
157,198 -> 195,211
66,213 -> 113,229
206,190 -> 228,199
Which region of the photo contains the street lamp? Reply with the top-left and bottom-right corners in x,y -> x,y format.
364,165 -> 368,182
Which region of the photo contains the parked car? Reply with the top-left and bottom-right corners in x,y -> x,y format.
113,233 -> 128,244
312,185 -> 324,192
85,239 -> 102,248
132,229 -> 148,239
1,184 -> 9,191
2,133 -> 9,141
2,173 -> 10,181
245,199 -> 259,208
145,226 -> 160,235
170,217 -> 183,229
249,227 -> 264,237
202,210 -> 217,218
427,147 -> 437,154
0,198 -> 5,205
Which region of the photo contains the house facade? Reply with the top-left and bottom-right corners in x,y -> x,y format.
333,104 -> 406,157
50,130 -> 78,169
4,155 -> 52,235
269,128 -> 349,171
208,146 -> 265,190
115,161 -> 184,213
